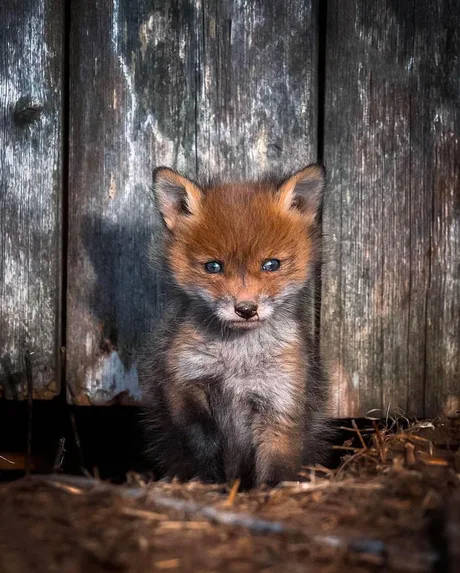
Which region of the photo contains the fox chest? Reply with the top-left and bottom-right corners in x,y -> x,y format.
171,325 -> 305,414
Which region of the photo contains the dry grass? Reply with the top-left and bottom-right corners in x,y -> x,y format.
0,416 -> 459,573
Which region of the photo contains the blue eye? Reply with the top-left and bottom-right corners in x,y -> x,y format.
204,261 -> 223,273
262,258 -> 281,272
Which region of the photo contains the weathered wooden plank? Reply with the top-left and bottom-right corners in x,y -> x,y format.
422,3 -> 460,417
195,0 -> 318,177
0,1 -> 63,399
67,0 -> 318,404
322,0 -> 460,417
67,0 -> 199,404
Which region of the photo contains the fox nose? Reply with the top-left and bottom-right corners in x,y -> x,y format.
234,301 -> 258,320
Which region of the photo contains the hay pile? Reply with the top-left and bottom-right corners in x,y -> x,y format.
1,417 -> 459,572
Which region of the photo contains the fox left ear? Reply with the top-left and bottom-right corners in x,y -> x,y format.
277,164 -> 325,219
153,167 -> 203,231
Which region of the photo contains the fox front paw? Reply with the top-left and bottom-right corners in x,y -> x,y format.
255,462 -> 297,487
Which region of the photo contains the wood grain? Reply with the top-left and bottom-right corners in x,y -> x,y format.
67,0 -> 197,403
422,2 -> 460,417
0,0 -> 63,399
195,0 -> 318,178
66,0 -> 318,404
2,0 -> 457,415
322,0 -> 460,417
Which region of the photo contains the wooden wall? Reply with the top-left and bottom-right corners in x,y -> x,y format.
322,0 -> 460,418
0,0 -> 63,399
1,0 -> 459,417
66,0 -> 319,404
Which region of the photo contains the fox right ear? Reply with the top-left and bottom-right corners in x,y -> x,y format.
277,164 -> 325,221
153,167 -> 203,231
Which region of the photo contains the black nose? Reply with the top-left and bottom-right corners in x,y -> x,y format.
234,301 -> 258,320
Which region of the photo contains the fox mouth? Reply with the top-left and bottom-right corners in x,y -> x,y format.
226,318 -> 262,329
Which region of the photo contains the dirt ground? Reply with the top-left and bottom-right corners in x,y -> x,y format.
1,418 -> 459,573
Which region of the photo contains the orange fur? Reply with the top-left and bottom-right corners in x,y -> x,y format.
166,179 -> 318,305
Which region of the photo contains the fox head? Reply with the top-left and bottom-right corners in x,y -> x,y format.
153,165 -> 324,329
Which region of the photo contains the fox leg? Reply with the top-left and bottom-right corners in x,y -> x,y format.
164,384 -> 224,482
222,418 -> 255,488
209,393 -> 255,487
253,419 -> 302,487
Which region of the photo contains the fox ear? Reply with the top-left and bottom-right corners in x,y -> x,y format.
277,165 -> 325,220
153,167 -> 203,230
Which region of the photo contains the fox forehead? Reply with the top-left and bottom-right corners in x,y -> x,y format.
175,182 -> 311,263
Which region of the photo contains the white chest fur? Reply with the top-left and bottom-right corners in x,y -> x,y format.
173,319 -> 303,415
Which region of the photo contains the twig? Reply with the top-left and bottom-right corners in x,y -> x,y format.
24,351 -> 34,475
68,409 -> 91,477
156,521 -> 210,530
352,419 -> 367,450
278,479 -> 383,492
335,450 -> 369,477
278,480 -> 332,491
332,445 -> 363,452
53,437 -> 66,472
46,481 -> 84,495
403,433 -> 432,444
372,420 -> 386,463
338,426 -> 375,433
301,464 -> 333,475
223,478 -> 240,507
155,559 -> 180,569
120,507 -> 166,520
405,442 -> 416,466
417,453 -> 449,466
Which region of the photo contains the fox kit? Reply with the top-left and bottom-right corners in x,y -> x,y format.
139,164 -> 329,487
